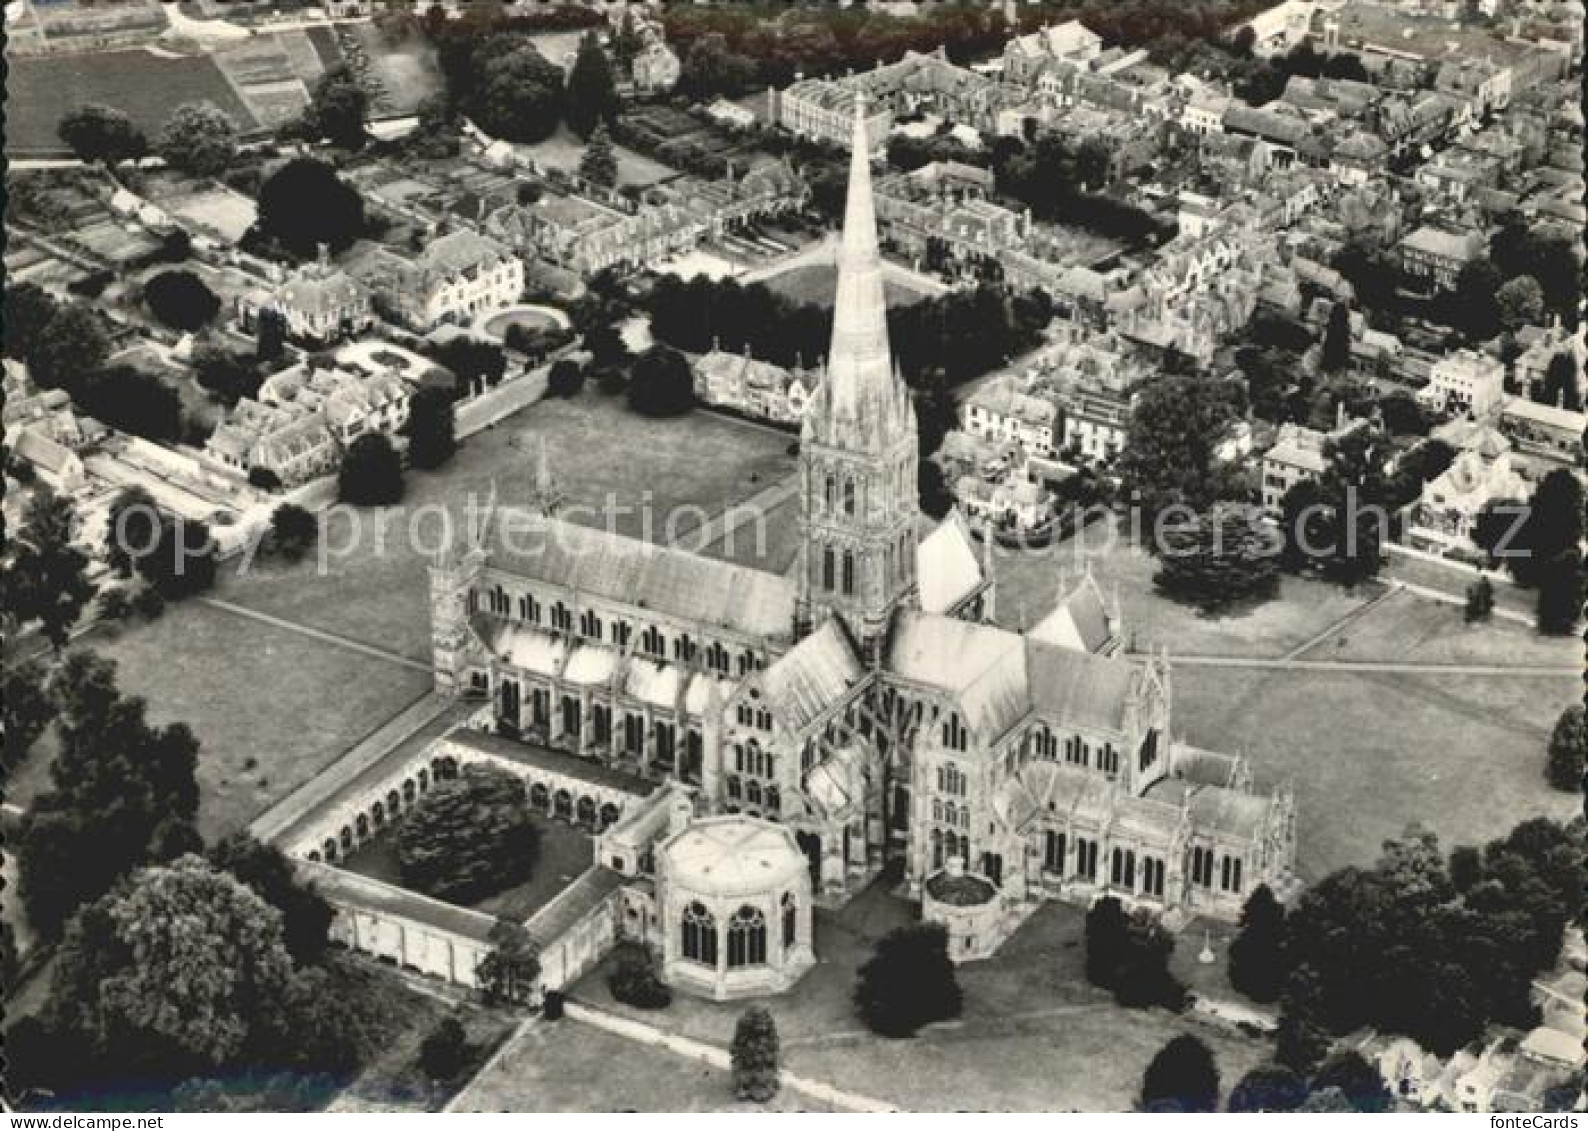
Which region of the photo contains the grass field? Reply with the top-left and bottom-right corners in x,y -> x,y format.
453,1017 -> 833,1112
340,811 -> 594,922
1171,664 -> 1580,880
5,600 -> 430,841
7,50 -> 256,154
215,391 -> 797,659
1321,587 -> 1578,667
573,888 -> 1267,1112
760,263 -> 935,311
517,124 -> 678,188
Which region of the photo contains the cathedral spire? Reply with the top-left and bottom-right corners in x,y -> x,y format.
822,93 -> 903,444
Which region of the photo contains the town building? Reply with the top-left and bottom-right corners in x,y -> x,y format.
1397,225 -> 1483,292
1419,349 -> 1507,417
236,250 -> 375,347
349,229 -> 524,332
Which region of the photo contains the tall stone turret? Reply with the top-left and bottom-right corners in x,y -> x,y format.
795,94 -> 921,656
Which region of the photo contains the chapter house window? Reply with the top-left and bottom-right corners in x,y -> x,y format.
942,715 -> 968,753
782,892 -> 797,948
682,902 -> 717,965
822,547 -> 836,591
641,626 -> 664,657
550,602 -> 572,632
841,550 -> 856,596
580,610 -> 603,640
1044,831 -> 1066,873
726,905 -> 766,968
843,477 -> 856,515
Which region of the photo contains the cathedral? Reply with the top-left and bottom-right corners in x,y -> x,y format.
428,98 -> 1296,951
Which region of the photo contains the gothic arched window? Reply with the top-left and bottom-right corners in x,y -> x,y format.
825,473 -> 837,511
842,550 -> 855,596
727,905 -> 766,967
843,477 -> 856,515
682,902 -> 717,965
822,546 -> 836,591
782,892 -> 797,948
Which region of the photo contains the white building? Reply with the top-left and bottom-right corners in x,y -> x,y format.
1420,349 -> 1506,418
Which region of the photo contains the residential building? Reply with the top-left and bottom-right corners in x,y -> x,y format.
1419,349 -> 1506,417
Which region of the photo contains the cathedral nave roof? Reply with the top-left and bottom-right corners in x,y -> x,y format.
916,511 -> 984,615
761,619 -> 866,734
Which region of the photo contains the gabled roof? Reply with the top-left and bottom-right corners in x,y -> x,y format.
1024,637 -> 1138,733
760,619 -> 865,734
916,511 -> 983,614
886,611 -> 1029,741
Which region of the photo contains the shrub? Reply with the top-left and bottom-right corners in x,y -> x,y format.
608,949 -> 672,1010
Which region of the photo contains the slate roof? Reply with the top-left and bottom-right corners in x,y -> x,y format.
760,618 -> 865,733
916,511 -> 983,614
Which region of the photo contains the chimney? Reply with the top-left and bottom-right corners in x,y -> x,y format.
1336,400 -> 1347,430
316,242 -> 331,269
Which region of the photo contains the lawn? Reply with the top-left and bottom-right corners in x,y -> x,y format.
215,392 -> 797,659
760,263 -> 935,311
334,996 -> 519,1113
1321,587 -> 1578,667
339,811 -> 594,922
1170,665 -> 1581,881
7,50 -> 256,154
986,515 -> 1377,659
573,888 -> 1268,1112
451,1016 -> 832,1112
5,599 -> 430,841
517,124 -> 678,188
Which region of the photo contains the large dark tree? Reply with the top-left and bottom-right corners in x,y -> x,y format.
4,282 -> 61,362
854,923 -> 961,1037
1153,504 -> 1280,614
1320,302 -> 1351,372
255,158 -> 367,258
396,764 -> 540,904
1312,1051 -> 1393,1113
1228,884 -> 1286,1003
1227,1063 -> 1307,1113
579,123 -> 619,189
144,270 -> 221,332
565,31 -> 618,138
1534,549 -> 1582,636
1537,352 -> 1581,411
337,433 -> 404,507
404,384 -> 457,471
24,303 -> 109,391
1,656 -> 54,772
469,38 -> 565,144
57,103 -> 146,165
300,66 -> 370,150
1275,965 -> 1332,1075
7,487 -> 95,649
19,652 -> 201,938
1117,373 -> 1246,533
207,834 -> 333,965
1545,703 -> 1586,792
193,344 -> 264,406
1084,895 -> 1129,989
476,919 -> 541,1006
74,365 -> 185,444
1140,1034 -> 1220,1113
628,345 -> 694,417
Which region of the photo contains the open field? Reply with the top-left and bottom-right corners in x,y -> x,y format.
1321,586 -> 1578,666
516,125 -> 678,188
214,391 -> 797,658
453,1015 -> 833,1112
573,888 -> 1267,1112
5,599 -> 430,841
1172,665 -> 1580,881
341,811 -> 594,922
8,49 -> 256,154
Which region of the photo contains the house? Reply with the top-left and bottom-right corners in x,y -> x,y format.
351,230 -> 524,332
633,38 -> 680,93
963,378 -> 1057,458
955,471 -> 1053,533
1411,435 -> 1530,552
1397,225 -> 1483,292
237,252 -> 375,347
1002,20 -> 1104,83
10,425 -> 86,493
1419,349 -> 1506,417
1499,396 -> 1587,466
692,346 -> 815,427
705,98 -> 756,130
1260,421 -> 1338,513
1059,388 -> 1128,466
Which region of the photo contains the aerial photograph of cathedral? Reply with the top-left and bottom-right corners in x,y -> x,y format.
2,0 -> 1582,1116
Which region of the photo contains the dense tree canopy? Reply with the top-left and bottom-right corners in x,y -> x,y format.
404,384 -> 457,471
1154,504 -> 1280,614
255,158 -> 368,259
58,103 -> 146,165
1118,373 -> 1247,531
854,923 -> 961,1037
396,764 -> 540,904
1141,1035 -> 1220,1113
730,1006 -> 780,1102
299,66 -> 371,150
156,102 -> 239,179
6,487 -> 95,649
628,345 -> 695,417
1545,703 -> 1585,793
338,433 -> 405,507
1227,1063 -> 1307,1113
206,834 -> 334,965
1228,884 -> 1286,1003
565,31 -> 619,138
144,270 -> 221,332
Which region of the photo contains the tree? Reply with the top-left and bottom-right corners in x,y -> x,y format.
1085,895 -> 1130,989
155,102 -> 238,178
23,302 -> 109,391
1275,966 -> 1332,1075
579,123 -> 619,188
1537,351 -> 1581,410
1227,1063 -> 1307,1113
396,764 -> 540,903
418,1017 -> 470,1083
256,308 -> 288,364
628,345 -> 694,417
1464,574 -> 1494,624
476,919 -> 541,1006
57,103 -> 146,165
193,344 -> 263,405
854,923 -> 961,1037
1153,504 -> 1280,614
565,32 -> 618,138
679,32 -> 756,100
1311,1051 -> 1392,1112
1513,470 -> 1584,585
1297,1087 -> 1356,1112
434,335 -> 506,394
74,364 -> 185,444
1533,549 -> 1582,636
106,486 -> 161,579
338,433 -> 404,507
206,833 -> 333,965
1546,704 -> 1586,791
4,282 -> 61,362
1117,373 -> 1245,531
255,158 -> 367,258
607,948 -> 672,1009
1140,1035 -> 1219,1113
301,66 -> 370,149
547,358 -> 585,398
1228,884 -> 1286,1003
1,656 -> 54,770
1495,275 -> 1544,332
1112,909 -> 1188,1011
43,856 -> 295,1079
730,1006 -> 780,1102
269,503 -> 319,561
469,39 -> 565,144
20,652 -> 200,938
404,384 -> 457,471
1320,302 -> 1351,372
1444,258 -> 1502,342
144,269 -> 221,332
7,487 -> 95,649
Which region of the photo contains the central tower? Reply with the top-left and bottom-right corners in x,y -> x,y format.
795,93 -> 921,655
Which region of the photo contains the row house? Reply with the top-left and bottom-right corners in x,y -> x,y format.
962,378 -> 1058,458
693,346 -> 817,428
1397,224 -> 1484,292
